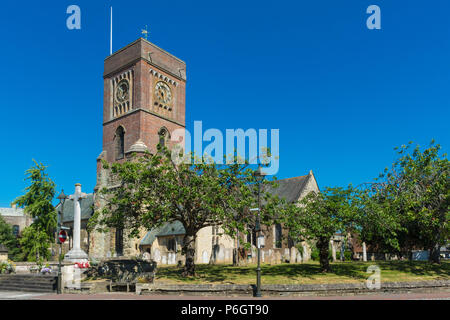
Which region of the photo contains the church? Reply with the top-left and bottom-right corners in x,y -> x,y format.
57,37 -> 319,265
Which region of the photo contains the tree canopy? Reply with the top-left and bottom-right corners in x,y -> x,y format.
13,160 -> 57,262
284,186 -> 354,272
355,141 -> 449,262
89,148 -> 280,276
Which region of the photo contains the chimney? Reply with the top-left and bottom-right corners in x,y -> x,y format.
11,203 -> 16,210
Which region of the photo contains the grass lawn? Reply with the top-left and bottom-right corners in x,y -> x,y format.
155,261 -> 450,285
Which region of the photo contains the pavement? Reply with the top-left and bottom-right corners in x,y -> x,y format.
0,291 -> 449,300
0,291 -> 49,300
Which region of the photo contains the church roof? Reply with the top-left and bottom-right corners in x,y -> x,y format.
140,221 -> 185,246
264,174 -> 312,203
56,194 -> 95,223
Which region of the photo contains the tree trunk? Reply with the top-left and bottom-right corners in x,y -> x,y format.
233,230 -> 240,266
317,237 -> 331,272
182,233 -> 196,276
429,245 -> 441,264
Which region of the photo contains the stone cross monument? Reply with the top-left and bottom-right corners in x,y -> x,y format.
64,183 -> 89,262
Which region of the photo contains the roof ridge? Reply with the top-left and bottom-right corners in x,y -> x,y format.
277,174 -> 308,181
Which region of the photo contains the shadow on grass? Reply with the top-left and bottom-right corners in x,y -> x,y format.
374,260 -> 450,277
155,261 -> 450,284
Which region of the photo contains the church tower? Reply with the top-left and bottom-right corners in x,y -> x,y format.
91,38 -> 187,259
101,38 -> 186,162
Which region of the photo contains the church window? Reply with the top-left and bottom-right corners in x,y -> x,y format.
12,225 -> 19,237
158,127 -> 169,149
115,126 -> 125,160
168,238 -> 176,252
115,228 -> 124,256
275,224 -> 282,248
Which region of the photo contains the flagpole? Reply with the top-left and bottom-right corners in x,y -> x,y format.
110,6 -> 113,55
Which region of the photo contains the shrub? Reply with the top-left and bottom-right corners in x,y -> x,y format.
311,247 -> 319,261
0,260 -> 16,274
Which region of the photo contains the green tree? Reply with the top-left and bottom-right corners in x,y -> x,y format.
89,148 -> 279,276
0,215 -> 21,261
13,160 -> 57,262
360,141 -> 449,263
350,187 -> 405,256
284,187 -> 354,272
18,226 -> 52,262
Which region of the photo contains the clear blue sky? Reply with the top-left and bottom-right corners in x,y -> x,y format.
0,0 -> 449,206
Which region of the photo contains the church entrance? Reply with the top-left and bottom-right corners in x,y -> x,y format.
115,228 -> 124,256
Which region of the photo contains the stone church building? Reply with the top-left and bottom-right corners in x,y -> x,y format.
64,37 -> 319,264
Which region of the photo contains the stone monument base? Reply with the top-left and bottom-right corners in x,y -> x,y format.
64,248 -> 89,263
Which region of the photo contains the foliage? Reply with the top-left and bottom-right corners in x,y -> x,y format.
284,187 -> 354,272
89,148 -> 280,276
0,215 -> 21,261
310,247 -> 319,261
19,225 -> 51,262
0,260 -> 16,274
355,141 -> 449,263
343,250 -> 353,261
13,160 -> 57,262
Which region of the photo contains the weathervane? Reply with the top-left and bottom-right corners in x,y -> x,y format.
141,25 -> 149,40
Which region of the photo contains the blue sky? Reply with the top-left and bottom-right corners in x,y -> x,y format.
0,0 -> 449,206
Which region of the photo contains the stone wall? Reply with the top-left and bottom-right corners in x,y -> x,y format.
0,207 -> 33,237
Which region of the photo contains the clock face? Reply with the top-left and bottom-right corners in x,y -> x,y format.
116,79 -> 129,103
155,81 -> 172,104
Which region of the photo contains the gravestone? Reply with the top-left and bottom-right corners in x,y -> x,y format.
302,244 -> 308,262
224,248 -> 231,262
153,248 -> 161,263
362,242 -> 367,262
217,245 -> 225,262
290,247 -> 297,263
142,252 -> 151,262
331,240 -> 337,262
202,250 -> 209,263
168,252 -> 176,265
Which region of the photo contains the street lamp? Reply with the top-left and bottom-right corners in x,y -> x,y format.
253,164 -> 266,297
56,189 -> 68,294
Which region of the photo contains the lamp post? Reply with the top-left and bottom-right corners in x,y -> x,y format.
253,164 -> 266,297
56,189 -> 68,294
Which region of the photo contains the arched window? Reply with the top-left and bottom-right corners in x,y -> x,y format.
12,225 -> 19,237
115,126 -> 125,160
158,127 -> 169,149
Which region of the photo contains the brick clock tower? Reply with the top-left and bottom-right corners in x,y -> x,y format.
90,38 -> 187,259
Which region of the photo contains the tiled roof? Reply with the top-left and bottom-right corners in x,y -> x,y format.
264,174 -> 311,203
140,221 -> 185,246
55,194 -> 95,223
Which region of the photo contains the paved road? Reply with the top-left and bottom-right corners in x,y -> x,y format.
0,291 -> 49,300
0,291 -> 449,300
